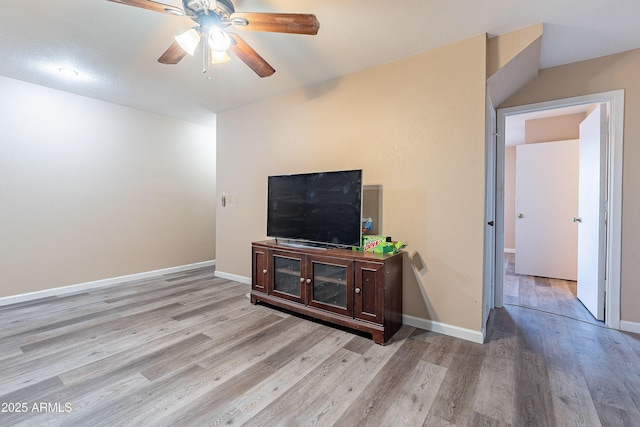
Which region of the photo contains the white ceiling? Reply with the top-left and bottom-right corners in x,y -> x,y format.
2,0 -> 640,126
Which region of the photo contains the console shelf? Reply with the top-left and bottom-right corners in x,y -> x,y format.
251,240 -> 403,344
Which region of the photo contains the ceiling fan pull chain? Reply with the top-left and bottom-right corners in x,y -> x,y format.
202,41 -> 208,74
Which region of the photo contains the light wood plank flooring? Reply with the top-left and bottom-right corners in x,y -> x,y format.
0,266 -> 639,426
502,252 -> 602,325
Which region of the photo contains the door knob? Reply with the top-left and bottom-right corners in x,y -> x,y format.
517,213 -> 524,218
355,288 -> 361,294
572,217 -> 582,223
306,278 -> 312,284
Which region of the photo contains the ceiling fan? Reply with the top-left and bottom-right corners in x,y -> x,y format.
107,0 -> 320,77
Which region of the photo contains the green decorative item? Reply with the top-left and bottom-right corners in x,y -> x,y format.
354,235 -> 406,254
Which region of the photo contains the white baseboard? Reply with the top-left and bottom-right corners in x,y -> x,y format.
620,320 -> 640,335
504,248 -> 516,254
211,277 -> 484,343
214,275 -> 484,343
0,260 -> 216,307
403,314 -> 484,344
215,270 -> 251,285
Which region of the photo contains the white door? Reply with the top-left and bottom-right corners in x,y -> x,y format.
515,140 -> 579,280
577,104 -> 607,320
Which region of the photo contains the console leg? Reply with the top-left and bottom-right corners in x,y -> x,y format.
372,330 -> 385,345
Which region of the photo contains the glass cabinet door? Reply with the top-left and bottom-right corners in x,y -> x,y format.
307,257 -> 353,316
271,253 -> 305,303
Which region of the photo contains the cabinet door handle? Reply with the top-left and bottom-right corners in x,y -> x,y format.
306,278 -> 312,284
355,288 -> 361,294
300,277 -> 305,282
263,269 -> 267,274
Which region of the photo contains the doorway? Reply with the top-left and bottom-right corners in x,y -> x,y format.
491,90 -> 624,329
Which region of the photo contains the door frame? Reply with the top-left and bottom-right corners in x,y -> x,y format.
491,90 -> 624,329
482,92 -> 497,338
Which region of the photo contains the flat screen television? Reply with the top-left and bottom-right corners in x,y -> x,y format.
267,169 -> 362,247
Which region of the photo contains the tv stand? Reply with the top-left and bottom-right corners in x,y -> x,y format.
251,240 -> 403,344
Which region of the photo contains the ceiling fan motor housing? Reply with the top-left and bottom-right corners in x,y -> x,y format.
183,0 -> 234,17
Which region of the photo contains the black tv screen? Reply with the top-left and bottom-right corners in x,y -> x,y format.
267,169 -> 362,247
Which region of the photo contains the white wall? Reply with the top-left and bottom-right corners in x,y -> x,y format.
0,76 -> 217,298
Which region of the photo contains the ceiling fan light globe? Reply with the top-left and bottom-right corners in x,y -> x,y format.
211,49 -> 231,64
175,28 -> 200,56
208,27 -> 231,51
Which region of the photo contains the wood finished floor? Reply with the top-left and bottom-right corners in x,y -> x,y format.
502,252 -> 603,325
0,265 -> 639,426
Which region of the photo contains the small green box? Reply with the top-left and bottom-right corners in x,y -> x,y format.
354,236 -> 403,254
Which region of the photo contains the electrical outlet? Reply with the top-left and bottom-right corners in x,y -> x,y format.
222,194 -> 239,204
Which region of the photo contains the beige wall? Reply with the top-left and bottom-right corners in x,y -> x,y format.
501,48 -> 640,324
0,76 -> 217,298
217,35 -> 488,333
504,146 -> 517,250
525,113 -> 586,144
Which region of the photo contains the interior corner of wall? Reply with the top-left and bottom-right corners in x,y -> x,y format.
487,23 -> 544,78
487,32 -> 543,106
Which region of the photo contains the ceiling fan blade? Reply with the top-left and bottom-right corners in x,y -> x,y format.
158,41 -> 188,64
106,0 -> 183,15
230,13 -> 320,35
228,33 -> 275,78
